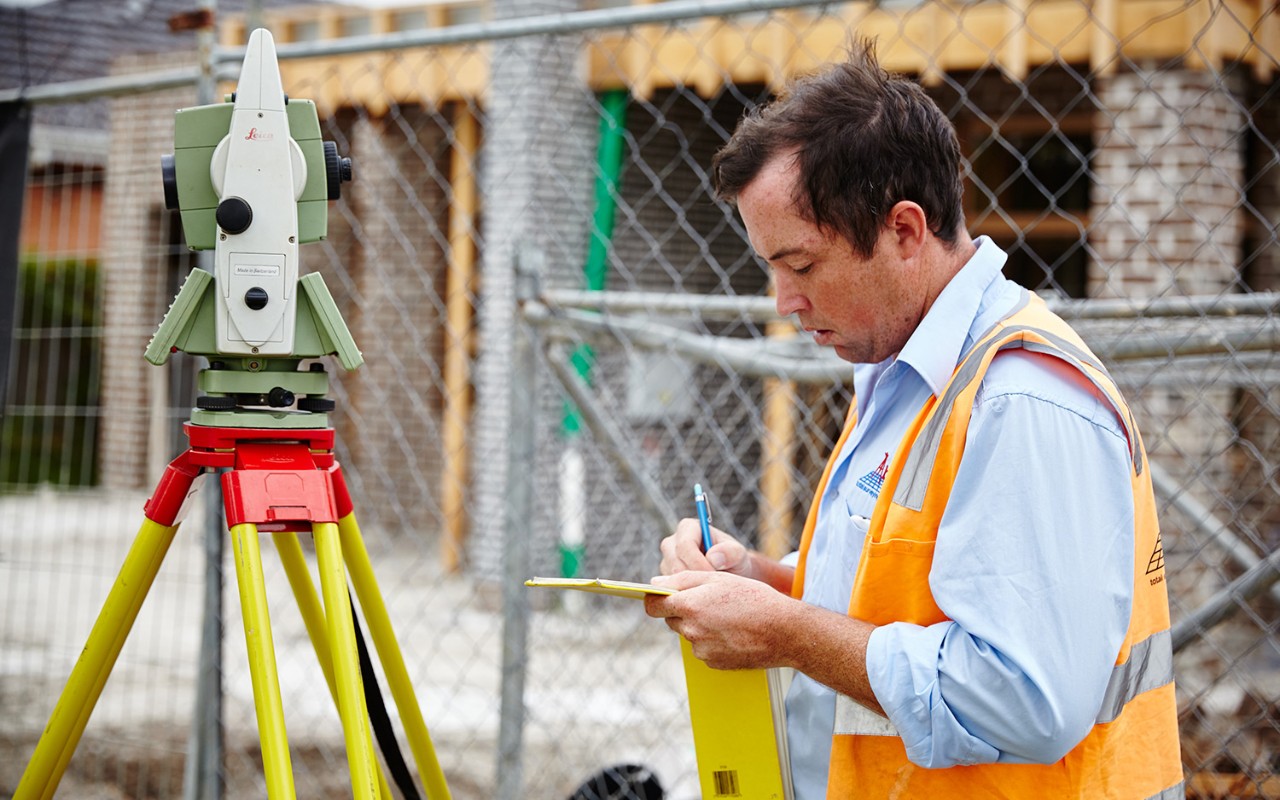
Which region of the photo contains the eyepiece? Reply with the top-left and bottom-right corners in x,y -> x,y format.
324,141 -> 354,200
161,154 -> 179,211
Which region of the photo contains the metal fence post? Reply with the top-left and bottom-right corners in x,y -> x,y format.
497,247 -> 542,800
183,4 -> 223,796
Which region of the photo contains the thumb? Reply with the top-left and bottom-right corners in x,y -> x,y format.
706,542 -> 747,574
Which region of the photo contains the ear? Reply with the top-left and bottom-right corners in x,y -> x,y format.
884,201 -> 928,259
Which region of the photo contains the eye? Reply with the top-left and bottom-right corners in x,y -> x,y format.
792,263 -> 814,276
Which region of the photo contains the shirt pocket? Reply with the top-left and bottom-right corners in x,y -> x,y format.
838,497 -> 872,576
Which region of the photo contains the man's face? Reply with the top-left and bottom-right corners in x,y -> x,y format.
737,155 -> 920,365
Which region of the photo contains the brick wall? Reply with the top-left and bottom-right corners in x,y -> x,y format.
1090,69 -> 1246,470
340,107 -> 451,536
99,53 -> 197,489
1090,67 -> 1273,601
1090,69 -> 1247,298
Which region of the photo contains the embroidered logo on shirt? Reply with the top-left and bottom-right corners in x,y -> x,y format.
855,453 -> 890,499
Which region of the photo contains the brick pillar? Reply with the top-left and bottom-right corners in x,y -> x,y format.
470,1 -> 595,580
1090,68 -> 1253,599
1090,69 -> 1246,298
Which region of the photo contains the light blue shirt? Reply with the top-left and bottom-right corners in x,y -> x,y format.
786,237 -> 1136,798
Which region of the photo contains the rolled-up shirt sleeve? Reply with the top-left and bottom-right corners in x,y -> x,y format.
865,353 -> 1136,768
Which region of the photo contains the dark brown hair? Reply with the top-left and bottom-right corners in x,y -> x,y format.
711,40 -> 964,257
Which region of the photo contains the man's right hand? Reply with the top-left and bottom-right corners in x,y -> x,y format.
658,518 -> 752,576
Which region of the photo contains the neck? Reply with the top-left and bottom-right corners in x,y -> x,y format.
918,230 -> 977,317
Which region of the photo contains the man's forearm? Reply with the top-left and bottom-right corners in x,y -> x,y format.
780,601 -> 885,717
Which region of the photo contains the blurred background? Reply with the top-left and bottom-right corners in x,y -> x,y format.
1,0 -> 1277,797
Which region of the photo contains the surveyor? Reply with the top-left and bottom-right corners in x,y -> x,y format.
645,40 -> 1183,799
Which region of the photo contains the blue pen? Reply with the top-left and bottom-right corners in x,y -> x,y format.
694,483 -> 713,554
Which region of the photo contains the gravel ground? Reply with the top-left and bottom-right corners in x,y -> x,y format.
0,486 -> 700,799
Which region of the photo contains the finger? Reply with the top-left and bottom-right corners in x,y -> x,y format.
642,594 -> 670,618
657,535 -> 680,575
671,518 -> 715,570
659,519 -> 715,573
705,540 -> 749,574
651,569 -> 723,592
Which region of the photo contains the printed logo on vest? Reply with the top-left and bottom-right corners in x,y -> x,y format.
855,453 -> 890,499
1146,531 -> 1166,585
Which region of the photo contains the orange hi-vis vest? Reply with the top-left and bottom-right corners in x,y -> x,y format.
792,292 -> 1184,799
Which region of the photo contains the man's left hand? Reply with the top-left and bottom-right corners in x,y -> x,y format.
643,570 -> 798,670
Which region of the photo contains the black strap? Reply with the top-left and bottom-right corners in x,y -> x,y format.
0,100 -> 32,416
350,590 -> 423,800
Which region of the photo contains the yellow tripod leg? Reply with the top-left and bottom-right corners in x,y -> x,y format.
340,511 -> 452,800
15,518 -> 179,800
230,522 -> 296,799
274,531 -> 393,800
314,521 -> 379,800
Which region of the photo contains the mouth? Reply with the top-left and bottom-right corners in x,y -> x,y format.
807,328 -> 836,346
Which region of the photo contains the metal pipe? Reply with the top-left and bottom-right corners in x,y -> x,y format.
544,346 -> 680,535
250,0 -> 830,61
184,7 -> 224,797
0,66 -> 210,105
1090,325 -> 1280,361
1149,462 -> 1280,606
1055,292 -> 1280,320
540,288 -> 1280,324
527,299 -> 1280,385
543,288 -> 779,322
524,301 -> 854,384
496,251 -> 539,800
1171,546 -> 1280,652
0,0 -> 831,105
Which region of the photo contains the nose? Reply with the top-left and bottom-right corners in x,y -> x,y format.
773,274 -> 810,318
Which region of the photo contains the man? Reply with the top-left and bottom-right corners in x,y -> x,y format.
644,42 -> 1183,799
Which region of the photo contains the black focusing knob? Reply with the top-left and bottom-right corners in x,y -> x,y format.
324,141 -> 353,200
216,196 -> 253,234
197,395 -> 237,411
267,387 -> 296,408
298,396 -> 336,413
244,286 -> 269,310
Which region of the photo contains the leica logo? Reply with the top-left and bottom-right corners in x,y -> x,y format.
244,127 -> 274,141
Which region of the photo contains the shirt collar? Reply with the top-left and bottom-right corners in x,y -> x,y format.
893,236 -> 1016,397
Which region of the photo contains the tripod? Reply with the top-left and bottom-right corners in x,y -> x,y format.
15,27 -> 453,799
14,421 -> 452,799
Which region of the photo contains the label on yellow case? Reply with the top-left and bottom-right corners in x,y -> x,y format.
679,637 -> 792,800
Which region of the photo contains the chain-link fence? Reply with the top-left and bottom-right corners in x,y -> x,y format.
2,0 -> 1278,797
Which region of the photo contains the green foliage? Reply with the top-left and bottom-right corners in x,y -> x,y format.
1,256 -> 101,487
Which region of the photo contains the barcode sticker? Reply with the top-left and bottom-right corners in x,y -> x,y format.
712,769 -> 741,797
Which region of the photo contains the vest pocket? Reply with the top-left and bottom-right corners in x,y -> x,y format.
853,538 -> 946,626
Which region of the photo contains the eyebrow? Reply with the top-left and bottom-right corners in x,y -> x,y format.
764,246 -> 808,262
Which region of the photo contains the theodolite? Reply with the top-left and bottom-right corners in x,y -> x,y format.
149,26 -> 359,425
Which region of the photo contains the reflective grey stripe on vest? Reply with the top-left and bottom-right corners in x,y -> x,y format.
1096,628 -> 1175,724
1147,781 -> 1186,800
893,323 -> 1141,512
